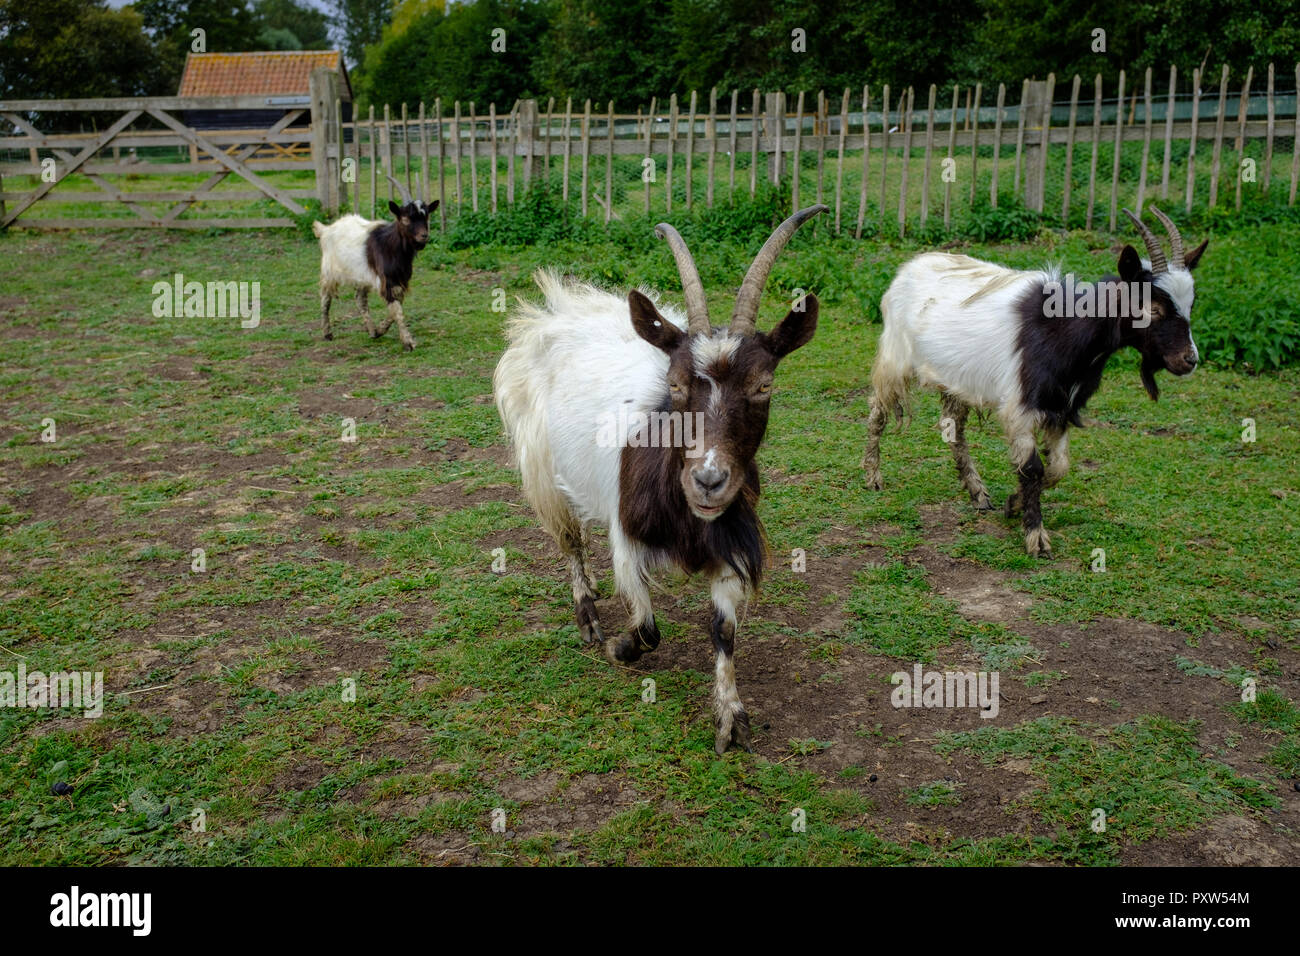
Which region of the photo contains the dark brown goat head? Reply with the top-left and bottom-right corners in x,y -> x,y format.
387,199 -> 433,249
1120,206 -> 1209,399
385,174 -> 433,248
627,205 -> 827,520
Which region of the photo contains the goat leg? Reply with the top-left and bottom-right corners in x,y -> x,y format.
320,290 -> 334,340
861,396 -> 887,490
1015,450 -> 1052,558
605,527 -> 657,663
388,301 -> 417,351
356,289 -> 376,337
941,393 -> 993,510
711,570 -> 753,754
559,524 -> 602,645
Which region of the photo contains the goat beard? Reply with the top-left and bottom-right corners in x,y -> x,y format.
1140,356 -> 1161,401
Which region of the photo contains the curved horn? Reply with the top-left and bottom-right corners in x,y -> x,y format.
385,173 -> 413,205
1147,205 -> 1185,269
730,204 -> 829,334
654,222 -> 711,335
1121,208 -> 1167,274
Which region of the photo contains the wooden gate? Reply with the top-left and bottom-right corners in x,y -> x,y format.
0,95 -> 316,229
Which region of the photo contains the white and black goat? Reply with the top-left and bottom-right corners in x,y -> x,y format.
862,206 -> 1208,557
494,205 -> 827,754
312,175 -> 434,350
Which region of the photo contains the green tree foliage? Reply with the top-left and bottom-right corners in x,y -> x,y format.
534,0 -> 676,105
666,0 -> 981,96
962,0 -> 1300,89
358,0 -> 549,107
255,0 -> 332,49
0,0 -> 161,98
330,0 -> 393,65
136,0 -> 263,91
6,0 -> 1299,111
354,0 -> 1299,110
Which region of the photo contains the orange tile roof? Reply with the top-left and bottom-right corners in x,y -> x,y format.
178,51 -> 350,98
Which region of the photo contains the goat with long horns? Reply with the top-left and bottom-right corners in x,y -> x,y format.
863,205 -> 1208,558
494,204 -> 828,753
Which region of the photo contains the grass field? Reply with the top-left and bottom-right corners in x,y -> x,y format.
0,213 -> 1297,865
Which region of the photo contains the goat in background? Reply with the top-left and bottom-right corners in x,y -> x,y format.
312,175 -> 434,351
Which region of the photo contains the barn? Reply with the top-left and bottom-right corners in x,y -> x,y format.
178,50 -> 353,133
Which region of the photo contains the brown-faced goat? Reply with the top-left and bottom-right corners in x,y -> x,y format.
494,205 -> 827,754
862,207 -> 1208,557
312,175 -> 434,350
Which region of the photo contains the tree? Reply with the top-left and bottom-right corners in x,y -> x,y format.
135,0 -> 263,91
0,0 -> 160,99
357,0 -> 549,108
330,0 -> 392,65
961,0 -> 1300,89
258,26 -> 303,49
537,0 -> 982,104
536,0 -> 677,104
255,0 -> 332,49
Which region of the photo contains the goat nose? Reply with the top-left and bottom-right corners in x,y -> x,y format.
1184,350 -> 1198,368
692,464 -> 728,494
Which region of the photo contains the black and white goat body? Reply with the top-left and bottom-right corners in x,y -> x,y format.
495,205 -> 827,754
862,207 -> 1208,557
312,176 -> 434,350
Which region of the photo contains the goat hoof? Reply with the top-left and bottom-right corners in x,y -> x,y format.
1024,528 -> 1052,559
714,708 -> 754,755
604,632 -> 643,664
972,490 -> 994,511
323,332 -> 333,340
578,619 -> 604,646
863,467 -> 883,491
403,339 -> 416,351
575,595 -> 603,644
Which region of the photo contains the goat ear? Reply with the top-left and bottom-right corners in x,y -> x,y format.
1117,245 -> 1144,282
428,199 -> 440,212
1183,238 -> 1209,271
388,200 -> 402,218
628,290 -> 683,353
765,294 -> 819,360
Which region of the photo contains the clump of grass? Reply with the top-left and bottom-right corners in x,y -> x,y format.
844,561 -> 1031,665
906,780 -> 963,807
937,715 -> 1277,861
1230,690 -> 1300,778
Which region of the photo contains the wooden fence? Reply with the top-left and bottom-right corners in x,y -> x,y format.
2,63 -> 1296,234
321,63 -> 1300,237
0,94 -> 317,229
